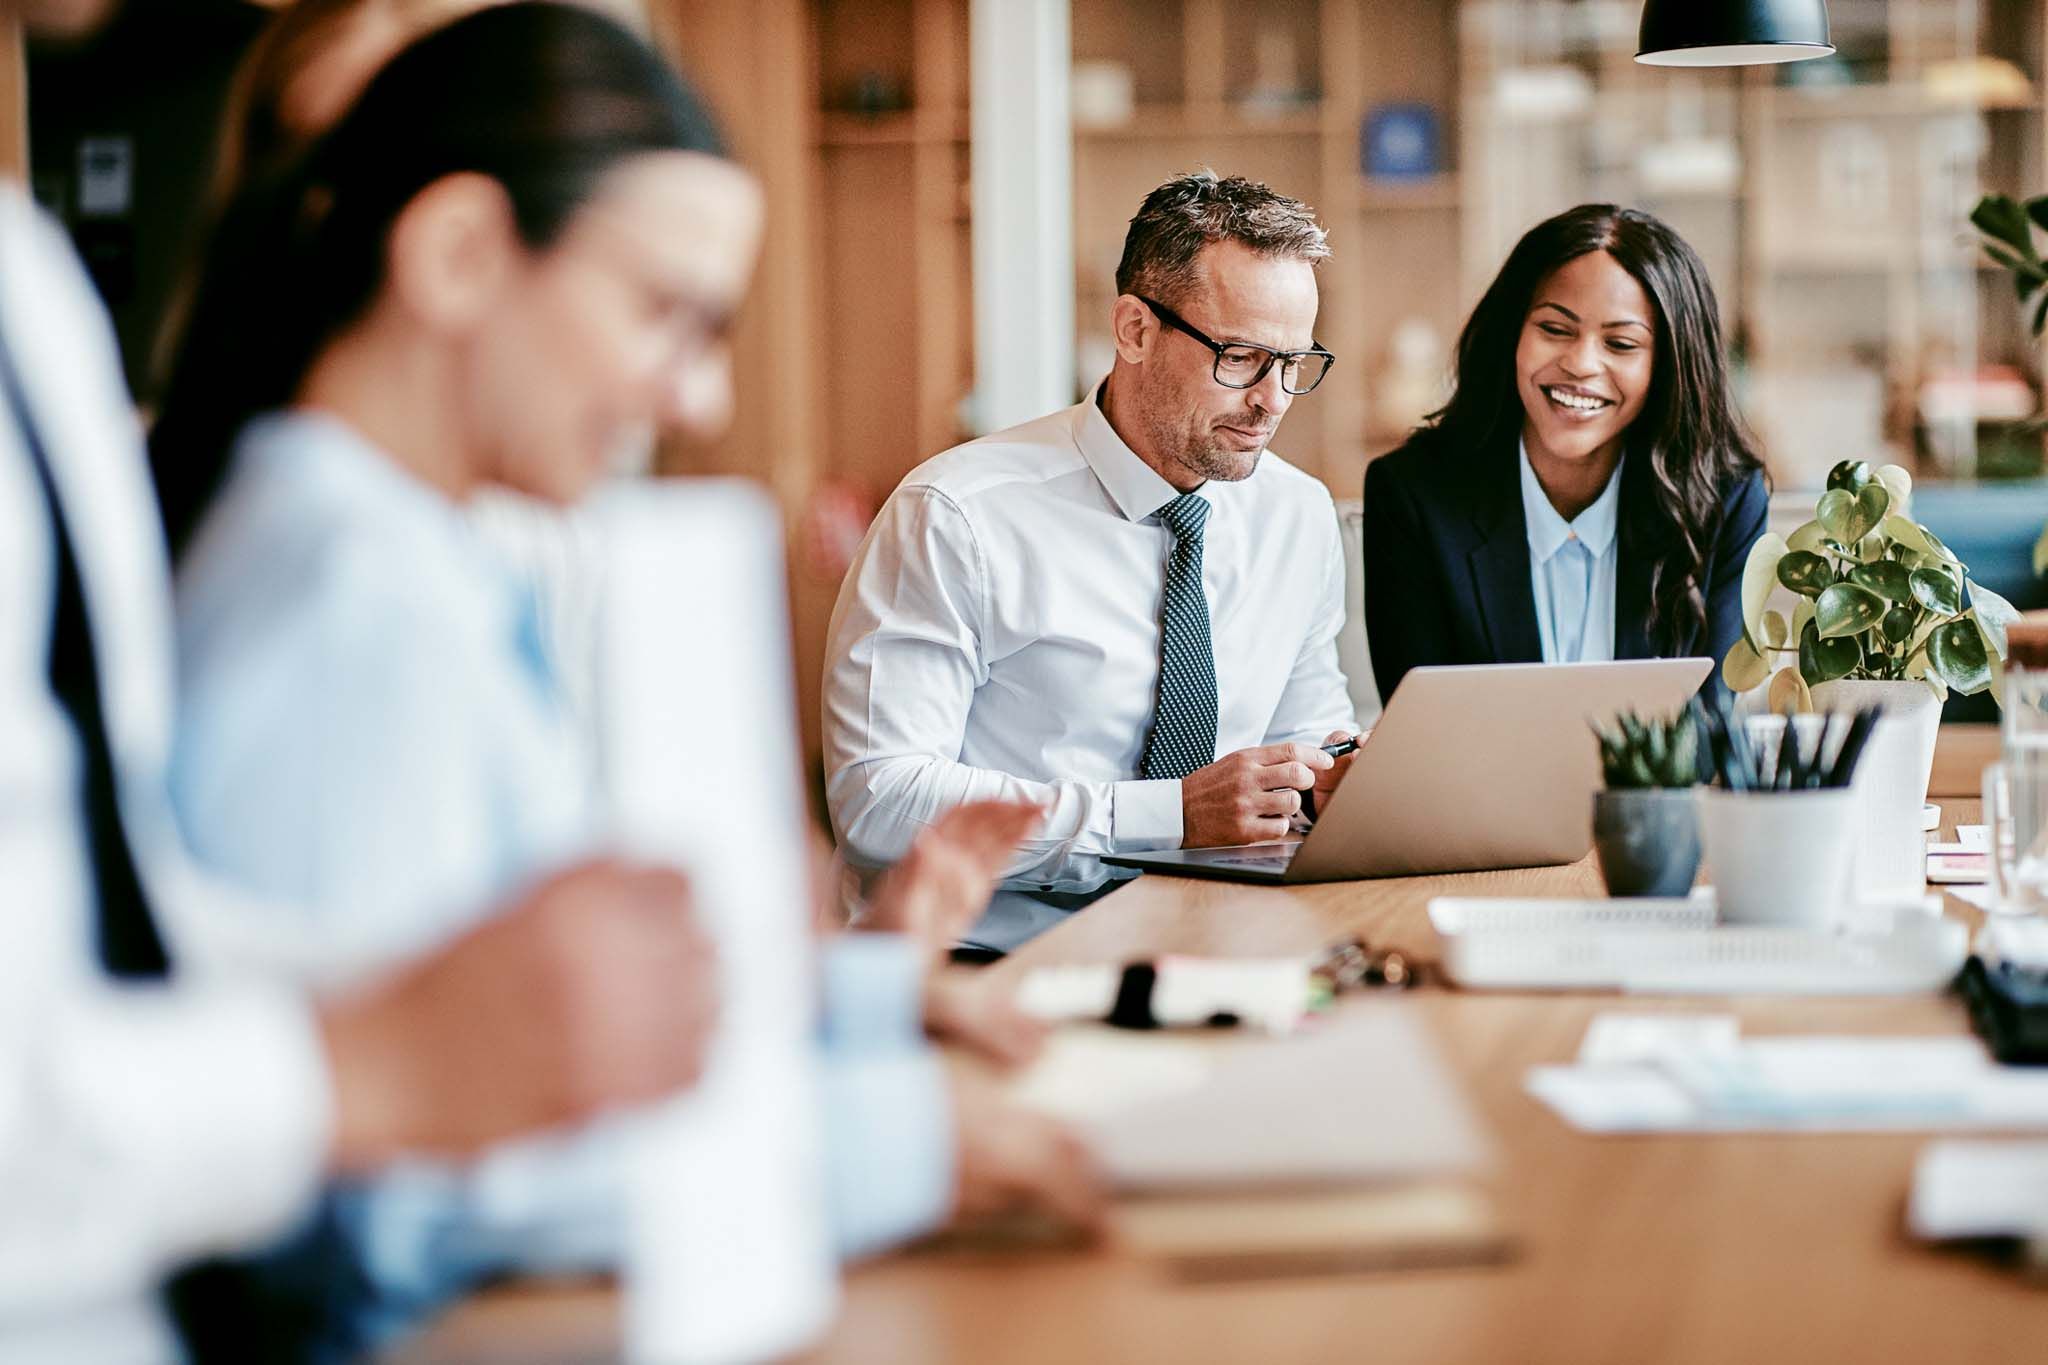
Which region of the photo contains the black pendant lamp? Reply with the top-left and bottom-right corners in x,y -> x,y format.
1636,0 -> 1835,67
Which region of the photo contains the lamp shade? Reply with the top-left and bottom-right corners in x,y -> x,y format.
1636,0 -> 1834,67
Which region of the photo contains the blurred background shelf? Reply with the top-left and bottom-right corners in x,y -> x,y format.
19,0 -> 2048,751
815,109 -> 968,146
1359,176 -> 1463,211
1076,104 -> 1326,139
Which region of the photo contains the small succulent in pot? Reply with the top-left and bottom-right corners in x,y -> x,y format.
1595,707 -> 1703,790
1592,705 -> 1703,898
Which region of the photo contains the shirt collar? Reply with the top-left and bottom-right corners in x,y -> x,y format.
234,409 -> 527,644
1074,382 -> 1212,523
1518,435 -> 1623,563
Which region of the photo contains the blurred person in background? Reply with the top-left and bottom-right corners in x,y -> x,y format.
203,0 -> 1059,1053
178,0 -> 650,738
150,3 -> 1100,1357
206,0 -> 1033,984
1362,204 -> 1768,703
0,0 -> 730,1359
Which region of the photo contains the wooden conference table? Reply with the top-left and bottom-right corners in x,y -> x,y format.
401,730 -> 2042,1365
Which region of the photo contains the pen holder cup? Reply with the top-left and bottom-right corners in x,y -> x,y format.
1746,700 -> 1939,904
1700,787 -> 1858,928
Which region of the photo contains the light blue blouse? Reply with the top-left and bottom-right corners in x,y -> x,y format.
1518,437 -> 1622,664
170,411 -> 950,1342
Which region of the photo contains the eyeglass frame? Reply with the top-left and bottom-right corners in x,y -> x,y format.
1133,295 -> 1336,395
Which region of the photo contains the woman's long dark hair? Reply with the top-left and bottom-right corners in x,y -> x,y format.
149,1 -> 726,558
1412,204 -> 1765,654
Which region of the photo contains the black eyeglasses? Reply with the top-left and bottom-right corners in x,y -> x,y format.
1136,296 -> 1335,395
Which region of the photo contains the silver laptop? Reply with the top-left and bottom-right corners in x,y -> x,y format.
1103,659 -> 1713,885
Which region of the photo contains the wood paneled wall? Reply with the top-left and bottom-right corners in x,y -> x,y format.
0,18 -> 25,180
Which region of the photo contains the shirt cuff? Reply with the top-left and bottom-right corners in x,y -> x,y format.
1111,778 -> 1183,850
54,982 -> 332,1266
817,934 -> 925,1054
819,1050 -> 954,1260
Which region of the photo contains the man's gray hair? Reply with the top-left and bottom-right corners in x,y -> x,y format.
1114,169 -> 1330,305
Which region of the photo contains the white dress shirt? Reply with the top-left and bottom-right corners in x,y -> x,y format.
824,390 -> 1356,948
1520,437 -> 1622,665
170,412 -> 952,1334
0,187 -> 329,1360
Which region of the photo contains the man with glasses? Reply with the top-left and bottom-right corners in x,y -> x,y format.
823,171 -> 1361,954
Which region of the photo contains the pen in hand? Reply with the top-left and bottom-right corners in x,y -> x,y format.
1301,734 -> 1363,822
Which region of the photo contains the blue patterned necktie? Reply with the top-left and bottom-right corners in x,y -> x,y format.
1140,492 -> 1218,780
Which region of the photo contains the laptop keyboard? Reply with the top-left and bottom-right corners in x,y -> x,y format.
1211,852 -> 1296,870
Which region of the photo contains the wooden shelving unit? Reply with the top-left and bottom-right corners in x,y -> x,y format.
648,0 -> 973,778
0,18 -> 23,180
1358,176 -> 1462,211
808,0 -> 972,503
1071,0 -> 1464,497
817,110 -> 969,146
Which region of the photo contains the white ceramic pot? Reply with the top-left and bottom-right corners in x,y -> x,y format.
1808,677 -> 1942,904
1700,787 -> 1859,927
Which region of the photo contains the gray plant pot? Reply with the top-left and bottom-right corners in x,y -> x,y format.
1593,788 -> 1701,898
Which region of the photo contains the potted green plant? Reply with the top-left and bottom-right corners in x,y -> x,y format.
1723,458 -> 2018,898
1592,706 -> 1703,898
1970,191 -> 2048,569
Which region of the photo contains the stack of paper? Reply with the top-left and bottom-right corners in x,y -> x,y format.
1008,1005 -> 1513,1278
1530,1013 -> 2048,1133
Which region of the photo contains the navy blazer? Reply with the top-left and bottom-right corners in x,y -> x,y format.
1362,433 -> 1769,705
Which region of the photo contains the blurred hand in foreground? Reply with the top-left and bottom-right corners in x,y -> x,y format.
320,859 -> 716,1168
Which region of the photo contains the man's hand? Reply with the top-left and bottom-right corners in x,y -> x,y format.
949,1067 -> 1107,1237
320,860 -> 717,1170
1179,742 -> 1333,848
1309,729 -> 1364,820
924,971 -> 1048,1070
861,800 -> 1045,957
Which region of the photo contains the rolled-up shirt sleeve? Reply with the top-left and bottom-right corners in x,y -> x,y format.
824,486 -> 1175,890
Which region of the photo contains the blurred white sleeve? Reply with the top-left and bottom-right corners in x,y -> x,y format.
0,975 -> 331,1316
0,185 -> 331,1329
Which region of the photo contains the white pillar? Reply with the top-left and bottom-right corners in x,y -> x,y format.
969,0 -> 1074,434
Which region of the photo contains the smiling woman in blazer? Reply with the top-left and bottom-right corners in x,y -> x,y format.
1362,204 -> 1767,704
